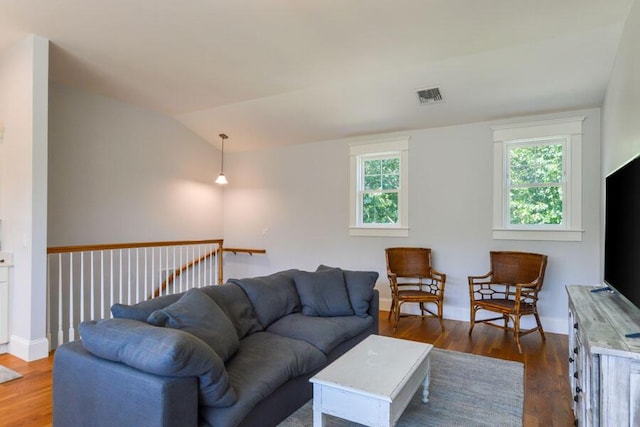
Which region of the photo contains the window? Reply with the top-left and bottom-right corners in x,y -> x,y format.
493,117 -> 584,241
349,138 -> 409,237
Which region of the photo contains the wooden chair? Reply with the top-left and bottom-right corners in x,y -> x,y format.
468,251 -> 548,353
385,247 -> 446,332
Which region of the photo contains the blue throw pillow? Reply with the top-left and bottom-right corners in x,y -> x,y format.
293,269 -> 354,317
228,270 -> 301,328
79,318 -> 237,407
147,288 -> 240,362
111,293 -> 182,321
316,265 -> 379,317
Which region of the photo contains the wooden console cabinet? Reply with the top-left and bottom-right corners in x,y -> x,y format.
566,285 -> 640,426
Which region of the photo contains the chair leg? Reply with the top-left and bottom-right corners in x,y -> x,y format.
513,316 -> 523,354
534,310 -> 546,342
437,301 -> 445,333
468,305 -> 476,336
393,302 -> 402,332
388,299 -> 395,321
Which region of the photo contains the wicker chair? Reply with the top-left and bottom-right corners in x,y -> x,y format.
385,247 -> 446,332
468,251 -> 548,353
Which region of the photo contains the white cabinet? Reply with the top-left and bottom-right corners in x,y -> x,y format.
0,266 -> 8,344
567,285 -> 640,426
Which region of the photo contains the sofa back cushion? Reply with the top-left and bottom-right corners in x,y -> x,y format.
293,269 -> 354,317
146,288 -> 239,362
200,284 -> 263,339
317,265 -> 379,318
228,270 -> 301,328
110,283 -> 263,339
111,293 -> 182,321
79,318 -> 237,407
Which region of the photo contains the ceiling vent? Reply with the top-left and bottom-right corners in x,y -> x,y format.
416,87 -> 444,105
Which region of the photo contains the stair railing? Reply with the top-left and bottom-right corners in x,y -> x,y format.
47,239 -> 224,349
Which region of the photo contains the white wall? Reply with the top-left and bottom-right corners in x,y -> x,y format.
223,108 -> 603,334
48,83 -> 225,246
0,35 -> 49,361
602,0 -> 640,175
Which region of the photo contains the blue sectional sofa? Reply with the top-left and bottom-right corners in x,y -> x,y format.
53,266 -> 379,427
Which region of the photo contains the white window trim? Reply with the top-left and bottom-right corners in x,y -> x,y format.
492,117 -> 584,241
349,137 -> 409,237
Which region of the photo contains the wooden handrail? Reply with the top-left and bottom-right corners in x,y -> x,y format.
47,239 -> 224,254
153,246 -> 267,297
153,248 -> 218,298
223,248 -> 266,255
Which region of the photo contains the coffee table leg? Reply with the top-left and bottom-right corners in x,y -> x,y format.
313,407 -> 325,427
422,355 -> 431,404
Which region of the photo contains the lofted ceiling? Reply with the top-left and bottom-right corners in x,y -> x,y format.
0,0 -> 634,151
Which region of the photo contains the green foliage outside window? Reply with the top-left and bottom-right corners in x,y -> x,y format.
508,143 -> 564,225
362,157 -> 399,224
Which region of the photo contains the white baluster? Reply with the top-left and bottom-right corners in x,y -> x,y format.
57,255 -> 63,348
69,253 -> 75,342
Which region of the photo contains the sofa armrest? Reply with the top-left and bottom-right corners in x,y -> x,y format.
53,340 -> 198,427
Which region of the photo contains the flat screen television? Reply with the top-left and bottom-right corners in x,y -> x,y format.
603,153 -> 640,310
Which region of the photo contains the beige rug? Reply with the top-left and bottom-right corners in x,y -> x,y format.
0,364 -> 22,384
279,348 -> 524,427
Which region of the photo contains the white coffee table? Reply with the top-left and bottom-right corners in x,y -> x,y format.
310,334 -> 433,427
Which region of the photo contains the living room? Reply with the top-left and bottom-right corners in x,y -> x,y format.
0,1 -> 639,426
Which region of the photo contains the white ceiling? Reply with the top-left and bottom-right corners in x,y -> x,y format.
0,0 -> 634,151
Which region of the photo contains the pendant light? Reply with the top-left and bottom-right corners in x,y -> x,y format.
215,133 -> 229,185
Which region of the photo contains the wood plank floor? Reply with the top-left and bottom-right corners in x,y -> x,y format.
0,313 -> 573,427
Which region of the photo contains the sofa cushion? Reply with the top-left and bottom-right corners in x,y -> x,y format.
200,284 -> 263,339
317,265 -> 379,318
146,288 -> 240,362
78,318 -> 237,407
267,313 -> 375,354
111,293 -> 182,321
228,270 -> 301,328
200,332 -> 326,427
293,269 -> 354,317
111,283 -> 263,339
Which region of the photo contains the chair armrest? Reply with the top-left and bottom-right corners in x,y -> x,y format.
468,271 -> 492,285
54,340 -> 198,427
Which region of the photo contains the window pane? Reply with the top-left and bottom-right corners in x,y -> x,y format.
509,144 -> 563,185
381,158 -> 399,174
363,192 -> 399,224
381,174 -> 399,190
364,159 -> 381,176
364,175 -> 380,190
509,186 -> 563,225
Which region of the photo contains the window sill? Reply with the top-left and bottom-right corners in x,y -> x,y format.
349,227 -> 409,237
492,229 -> 583,242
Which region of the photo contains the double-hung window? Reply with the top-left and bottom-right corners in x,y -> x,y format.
493,117 -> 584,241
349,138 -> 409,237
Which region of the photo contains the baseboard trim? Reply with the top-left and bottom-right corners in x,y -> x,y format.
9,335 -> 49,361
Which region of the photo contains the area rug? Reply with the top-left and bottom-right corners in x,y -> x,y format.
0,364 -> 22,384
278,348 -> 523,427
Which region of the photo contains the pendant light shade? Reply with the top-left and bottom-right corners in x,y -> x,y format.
215,133 -> 229,185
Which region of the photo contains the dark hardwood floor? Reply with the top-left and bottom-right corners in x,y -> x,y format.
0,313 -> 573,427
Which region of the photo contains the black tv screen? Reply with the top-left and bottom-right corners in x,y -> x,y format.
604,154 -> 640,308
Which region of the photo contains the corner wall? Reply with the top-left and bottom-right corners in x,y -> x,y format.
48,83 -> 224,246
602,0 -> 640,174
0,35 -> 49,361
